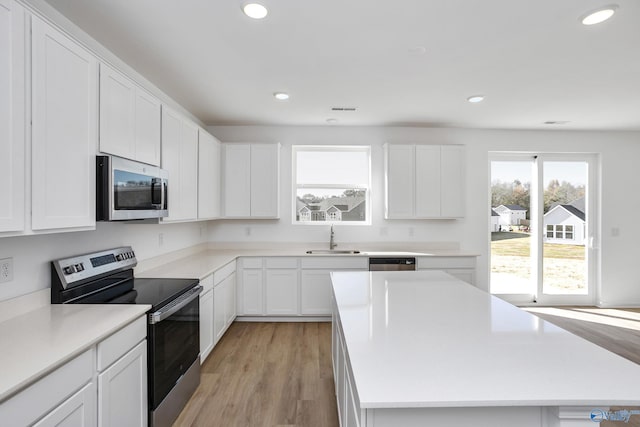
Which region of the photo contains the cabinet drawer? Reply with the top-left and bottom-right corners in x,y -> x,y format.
97,316 -> 146,371
214,260 -> 236,285
200,274 -> 214,293
0,349 -> 93,427
416,256 -> 476,270
239,257 -> 263,269
265,257 -> 298,269
301,257 -> 368,270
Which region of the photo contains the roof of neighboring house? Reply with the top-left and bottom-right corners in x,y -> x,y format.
499,204 -> 527,211
297,196 -> 366,214
570,197 -> 585,212
560,204 -> 586,221
544,204 -> 585,222
491,209 -> 500,217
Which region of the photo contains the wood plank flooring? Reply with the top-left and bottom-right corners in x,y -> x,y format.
173,322 -> 338,427
175,308 -> 640,427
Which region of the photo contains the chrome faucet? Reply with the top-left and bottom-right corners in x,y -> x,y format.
329,225 -> 337,250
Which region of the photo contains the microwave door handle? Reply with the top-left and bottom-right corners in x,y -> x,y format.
151,178 -> 162,209
162,180 -> 168,210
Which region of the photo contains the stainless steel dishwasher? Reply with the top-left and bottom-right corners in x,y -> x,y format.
369,257 -> 416,271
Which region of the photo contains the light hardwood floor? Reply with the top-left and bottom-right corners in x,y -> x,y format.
174,322 -> 338,427
175,308 -> 640,427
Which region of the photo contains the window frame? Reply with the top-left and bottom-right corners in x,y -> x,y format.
292,145 -> 372,226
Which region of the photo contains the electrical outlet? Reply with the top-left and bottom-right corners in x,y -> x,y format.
0,258 -> 13,283
158,233 -> 164,246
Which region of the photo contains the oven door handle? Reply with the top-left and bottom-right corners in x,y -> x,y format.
149,285 -> 202,324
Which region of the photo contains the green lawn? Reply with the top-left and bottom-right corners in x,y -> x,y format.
491,232 -> 585,260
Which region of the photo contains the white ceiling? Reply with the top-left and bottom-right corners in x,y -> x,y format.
44,0 -> 640,130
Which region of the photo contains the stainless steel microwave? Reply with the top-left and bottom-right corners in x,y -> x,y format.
96,155 -> 168,221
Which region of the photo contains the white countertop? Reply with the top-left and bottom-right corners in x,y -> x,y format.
331,270 -> 640,409
136,247 -> 478,280
0,304 -> 150,402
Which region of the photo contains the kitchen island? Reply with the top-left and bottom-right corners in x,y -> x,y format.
330,270 -> 640,427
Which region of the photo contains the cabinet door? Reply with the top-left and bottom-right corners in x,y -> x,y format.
385,144 -> 414,218
224,272 -> 237,326
250,144 -> 279,218
134,88 -> 161,166
99,63 -> 135,160
213,284 -> 225,343
162,108 -> 198,221
33,382 -> 96,427
31,17 -> 97,231
440,145 -> 465,218
223,144 -> 251,217
199,289 -> 214,362
300,270 -> 333,315
415,145 -> 441,218
265,269 -> 298,315
98,340 -> 147,427
198,130 -> 221,219
180,120 -> 199,220
0,0 -> 25,233
240,269 -> 263,315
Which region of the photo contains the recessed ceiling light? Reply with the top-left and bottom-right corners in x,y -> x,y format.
243,3 -> 268,19
274,92 -> 289,101
326,118 -> 338,124
581,5 -> 618,25
467,95 -> 485,103
544,121 -> 571,125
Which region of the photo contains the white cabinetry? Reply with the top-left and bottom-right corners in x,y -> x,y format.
223,143 -> 280,218
237,256 -> 368,318
265,268 -> 298,315
198,129 -> 222,220
213,261 -> 237,344
31,16 -> 97,231
199,275 -> 214,363
0,316 -> 147,427
97,341 -> 147,427
99,63 -> 161,166
384,144 -> 465,219
416,256 -> 476,285
0,0 -> 25,233
96,317 -> 147,427
161,107 -> 198,222
300,257 -> 369,315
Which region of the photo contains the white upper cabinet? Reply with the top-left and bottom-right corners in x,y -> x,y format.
198,129 -> 222,220
385,144 -> 465,219
0,0 -> 25,233
31,16 -> 97,231
223,143 -> 280,218
161,107 -> 198,222
99,63 -> 160,166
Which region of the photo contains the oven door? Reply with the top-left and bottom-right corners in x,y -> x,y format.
147,285 -> 202,411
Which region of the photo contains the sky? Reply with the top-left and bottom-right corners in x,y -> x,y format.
491,161 -> 587,186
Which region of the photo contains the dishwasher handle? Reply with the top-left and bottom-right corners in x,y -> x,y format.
369,257 -> 416,271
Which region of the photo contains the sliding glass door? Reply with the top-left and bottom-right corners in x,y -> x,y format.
490,154 -> 597,305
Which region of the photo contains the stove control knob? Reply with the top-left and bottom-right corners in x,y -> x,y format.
63,265 -> 76,275
75,263 -> 84,272
116,254 -> 124,261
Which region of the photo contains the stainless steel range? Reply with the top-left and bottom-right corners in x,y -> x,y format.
51,247 -> 202,427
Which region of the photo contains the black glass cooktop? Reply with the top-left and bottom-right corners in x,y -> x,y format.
132,277 -> 199,309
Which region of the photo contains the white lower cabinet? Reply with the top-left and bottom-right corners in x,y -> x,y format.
213,262 -> 237,345
239,267 -> 264,315
199,275 -> 215,362
416,256 -> 477,285
300,270 -> 334,315
265,269 -> 298,315
97,341 -> 147,427
0,316 -> 147,427
34,382 -> 96,427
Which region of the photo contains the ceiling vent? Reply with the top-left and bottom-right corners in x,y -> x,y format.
331,107 -> 357,111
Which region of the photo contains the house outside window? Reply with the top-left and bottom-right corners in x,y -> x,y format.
565,225 -> 574,239
293,145 -> 371,224
555,225 -> 564,239
546,225 -> 554,238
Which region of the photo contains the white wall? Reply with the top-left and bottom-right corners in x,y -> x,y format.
0,221 -> 207,301
209,125 -> 640,307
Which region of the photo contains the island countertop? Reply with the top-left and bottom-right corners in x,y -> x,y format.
330,270 -> 640,409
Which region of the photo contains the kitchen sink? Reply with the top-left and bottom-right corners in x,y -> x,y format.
305,250 -> 361,254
